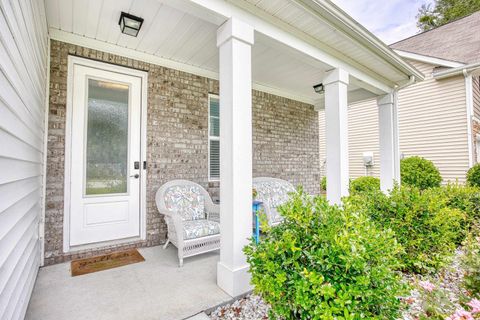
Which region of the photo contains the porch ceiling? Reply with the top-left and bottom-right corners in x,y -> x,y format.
45,0 -> 415,105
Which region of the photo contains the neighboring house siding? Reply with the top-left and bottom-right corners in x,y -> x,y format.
398,60 -> 469,182
473,76 -> 480,119
0,1 -> 48,320
45,40 -> 320,265
347,100 -> 380,178
318,100 -> 380,179
319,59 -> 470,183
472,76 -> 480,163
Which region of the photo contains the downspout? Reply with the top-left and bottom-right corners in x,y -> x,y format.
392,75 -> 416,182
463,69 -> 474,167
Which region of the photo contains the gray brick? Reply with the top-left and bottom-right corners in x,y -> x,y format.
44,40 -> 320,265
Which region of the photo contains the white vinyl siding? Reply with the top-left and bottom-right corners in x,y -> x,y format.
208,95 -> 220,181
473,76 -> 480,119
0,0 -> 48,319
347,100 -> 380,178
319,60 -> 470,183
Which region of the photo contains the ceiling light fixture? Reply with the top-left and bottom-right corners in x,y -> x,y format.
119,12 -> 144,37
313,83 -> 324,94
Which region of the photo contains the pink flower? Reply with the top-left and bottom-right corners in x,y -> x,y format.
467,299 -> 480,314
418,280 -> 435,292
446,310 -> 474,320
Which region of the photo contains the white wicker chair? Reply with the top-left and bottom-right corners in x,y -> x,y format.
253,177 -> 296,226
155,180 -> 220,267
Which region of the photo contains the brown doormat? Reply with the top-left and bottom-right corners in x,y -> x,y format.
71,249 -> 145,276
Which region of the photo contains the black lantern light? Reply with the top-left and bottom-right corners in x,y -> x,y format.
119,12 -> 144,37
313,83 -> 324,94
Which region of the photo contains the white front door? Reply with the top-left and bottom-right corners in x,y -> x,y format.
67,58 -> 145,247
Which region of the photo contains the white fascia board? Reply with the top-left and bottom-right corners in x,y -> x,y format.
296,0 -> 424,81
166,0 -> 395,94
394,50 -> 465,68
49,29 -> 315,105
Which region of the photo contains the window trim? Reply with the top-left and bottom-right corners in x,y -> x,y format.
208,94 -> 220,182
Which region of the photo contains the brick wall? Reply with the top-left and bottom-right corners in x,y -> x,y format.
44,40 -> 319,265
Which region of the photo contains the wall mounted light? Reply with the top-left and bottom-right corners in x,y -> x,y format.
119,12 -> 144,37
313,83 -> 324,94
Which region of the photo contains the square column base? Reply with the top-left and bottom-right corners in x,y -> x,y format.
217,261 -> 252,297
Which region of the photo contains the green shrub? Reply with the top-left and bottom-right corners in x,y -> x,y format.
349,176 -> 380,195
467,163 -> 480,187
401,156 -> 442,190
351,186 -> 464,274
244,190 -> 407,319
440,183 -> 480,238
461,225 -> 480,298
320,176 -> 326,192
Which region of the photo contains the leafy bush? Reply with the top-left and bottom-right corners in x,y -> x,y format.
320,176 -> 326,192
439,183 -> 480,239
244,190 -> 407,319
461,225 -> 480,298
349,176 -> 380,195
401,156 -> 442,190
467,163 -> 480,188
351,186 -> 464,274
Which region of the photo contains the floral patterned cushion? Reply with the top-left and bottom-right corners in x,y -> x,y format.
254,180 -> 295,224
164,185 -> 205,221
183,219 -> 220,240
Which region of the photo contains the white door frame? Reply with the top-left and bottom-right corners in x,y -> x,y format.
63,56 -> 148,253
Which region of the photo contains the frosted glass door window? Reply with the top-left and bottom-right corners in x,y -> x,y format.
85,79 -> 129,195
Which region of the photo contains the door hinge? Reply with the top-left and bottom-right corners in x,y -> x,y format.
143,161 -> 147,170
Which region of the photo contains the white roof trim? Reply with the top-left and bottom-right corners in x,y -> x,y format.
394,50 -> 465,68
299,0 -> 424,81
181,0 -> 395,93
49,28 -> 315,105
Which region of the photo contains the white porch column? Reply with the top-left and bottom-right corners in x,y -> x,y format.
324,69 -> 349,204
377,93 -> 400,192
216,18 -> 254,297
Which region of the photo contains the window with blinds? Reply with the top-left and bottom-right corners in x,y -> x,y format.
209,95 -> 220,180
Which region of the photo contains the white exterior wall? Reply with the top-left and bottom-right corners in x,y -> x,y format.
319,60 -> 471,183
0,1 -> 48,319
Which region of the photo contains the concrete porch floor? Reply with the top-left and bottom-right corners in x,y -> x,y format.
25,246 -> 231,320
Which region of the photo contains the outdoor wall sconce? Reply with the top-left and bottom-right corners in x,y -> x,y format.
313,83 -> 324,94
119,12 -> 144,37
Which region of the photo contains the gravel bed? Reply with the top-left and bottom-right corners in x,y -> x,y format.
402,248 -> 466,319
208,250 -> 468,320
209,294 -> 269,320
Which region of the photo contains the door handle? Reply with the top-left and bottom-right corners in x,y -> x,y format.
130,174 -> 140,179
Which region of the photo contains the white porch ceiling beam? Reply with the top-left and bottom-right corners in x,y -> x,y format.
161,0 -> 396,94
